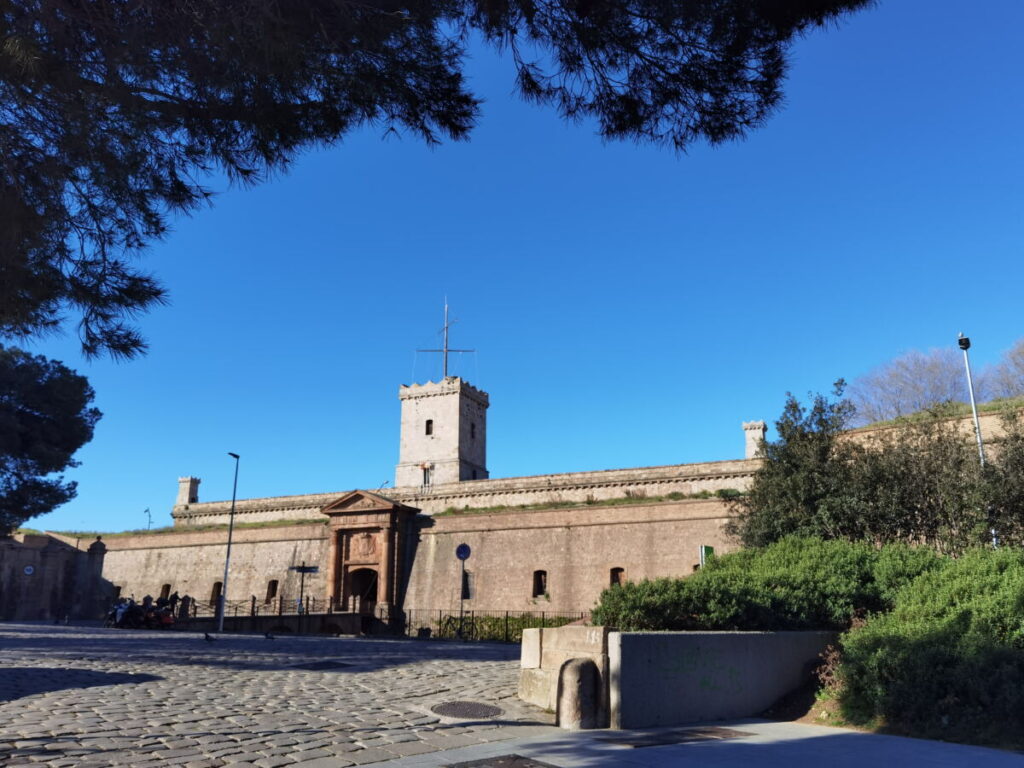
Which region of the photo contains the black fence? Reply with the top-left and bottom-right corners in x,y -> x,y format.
184,594 -> 331,620
397,608 -> 588,643
165,597 -> 586,643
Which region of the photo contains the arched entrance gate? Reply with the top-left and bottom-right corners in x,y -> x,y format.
320,491 -> 417,616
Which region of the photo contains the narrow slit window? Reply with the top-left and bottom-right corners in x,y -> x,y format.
425,419 -> 433,436
532,570 -> 548,598
423,467 -> 432,486
470,422 -> 476,440
265,580 -> 279,604
610,568 -> 626,587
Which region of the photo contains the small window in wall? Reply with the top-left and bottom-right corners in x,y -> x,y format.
470,422 -> 476,440
423,467 -> 432,486
532,570 -> 548,598
461,570 -> 473,600
159,583 -> 172,600
209,581 -> 223,607
425,419 -> 434,436
610,568 -> 626,588
265,580 -> 279,604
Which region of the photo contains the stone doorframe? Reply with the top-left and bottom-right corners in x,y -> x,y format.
320,491 -> 418,614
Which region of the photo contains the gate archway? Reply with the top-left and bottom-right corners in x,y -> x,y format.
321,491 -> 417,614
347,568 -> 378,614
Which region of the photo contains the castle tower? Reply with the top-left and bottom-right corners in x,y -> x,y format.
742,421 -> 767,459
396,377 -> 489,488
176,476 -> 200,506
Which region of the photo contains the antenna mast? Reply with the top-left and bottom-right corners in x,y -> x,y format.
418,300 -> 474,379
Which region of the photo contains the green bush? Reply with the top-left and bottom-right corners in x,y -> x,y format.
838,548 -> 1024,747
592,537 -> 941,631
427,612 -> 578,642
869,541 -> 945,606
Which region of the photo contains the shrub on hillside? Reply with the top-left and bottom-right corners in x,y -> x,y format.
592,537 -> 941,631
838,548 -> 1024,746
869,541 -> 946,606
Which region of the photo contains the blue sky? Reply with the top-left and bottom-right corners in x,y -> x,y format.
26,0 -> 1024,533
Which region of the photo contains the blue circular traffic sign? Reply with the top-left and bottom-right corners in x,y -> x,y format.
455,543 -> 471,561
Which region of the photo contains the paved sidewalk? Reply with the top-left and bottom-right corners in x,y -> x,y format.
374,720 -> 1024,767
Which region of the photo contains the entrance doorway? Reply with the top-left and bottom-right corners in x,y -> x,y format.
348,568 -> 378,614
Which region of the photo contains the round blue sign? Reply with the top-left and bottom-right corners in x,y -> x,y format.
455,543 -> 471,561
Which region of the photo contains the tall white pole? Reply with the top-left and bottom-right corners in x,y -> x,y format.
218,453 -> 240,633
958,334 -> 995,548
959,333 -> 986,467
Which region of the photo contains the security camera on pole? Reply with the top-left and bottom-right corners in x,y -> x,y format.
958,334 -> 996,548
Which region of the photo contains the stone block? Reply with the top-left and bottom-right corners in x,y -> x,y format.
518,668 -> 555,712
544,625 -> 608,655
521,628 -> 542,669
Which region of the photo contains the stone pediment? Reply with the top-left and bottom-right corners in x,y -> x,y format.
321,490 -> 416,518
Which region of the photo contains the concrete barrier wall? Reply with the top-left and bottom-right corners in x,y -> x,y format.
609,631 -> 834,729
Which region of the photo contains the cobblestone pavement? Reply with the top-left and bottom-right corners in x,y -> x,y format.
0,623 -> 558,767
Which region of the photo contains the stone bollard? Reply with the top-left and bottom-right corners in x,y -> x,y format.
557,658 -> 600,730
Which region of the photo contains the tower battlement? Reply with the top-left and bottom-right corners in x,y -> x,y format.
399,377 -> 489,406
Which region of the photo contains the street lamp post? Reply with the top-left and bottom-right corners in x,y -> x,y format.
218,452 -> 241,633
958,334 -> 986,467
958,334 -> 996,548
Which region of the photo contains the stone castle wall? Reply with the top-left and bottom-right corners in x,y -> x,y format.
98,498 -> 735,614
845,408 -> 1009,446
171,457 -> 757,528
0,534 -> 108,621
101,523 -> 330,610
403,498 -> 735,614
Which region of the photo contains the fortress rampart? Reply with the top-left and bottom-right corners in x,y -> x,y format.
170,457 -> 758,528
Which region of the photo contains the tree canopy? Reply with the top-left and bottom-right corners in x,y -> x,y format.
728,384 -> 1024,554
0,346 -> 101,535
988,339 -> 1024,400
1,0 -> 872,357
849,348 -> 966,425
849,340 -> 1024,425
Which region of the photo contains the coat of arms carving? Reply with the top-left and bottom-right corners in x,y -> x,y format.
354,532 -> 376,557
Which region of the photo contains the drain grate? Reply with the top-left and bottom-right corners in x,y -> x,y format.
431,701 -> 504,719
291,660 -> 352,671
601,725 -> 753,748
446,756 -> 560,768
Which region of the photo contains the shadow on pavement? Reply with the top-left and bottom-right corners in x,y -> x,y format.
508,728 -> 1024,767
0,666 -> 162,703
0,623 -> 521,675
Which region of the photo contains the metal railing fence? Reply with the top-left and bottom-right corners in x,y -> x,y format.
140,595 -> 586,643
395,608 -> 587,643
185,594 -> 330,619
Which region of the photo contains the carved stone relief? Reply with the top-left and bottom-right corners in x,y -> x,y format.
354,532 -> 376,558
